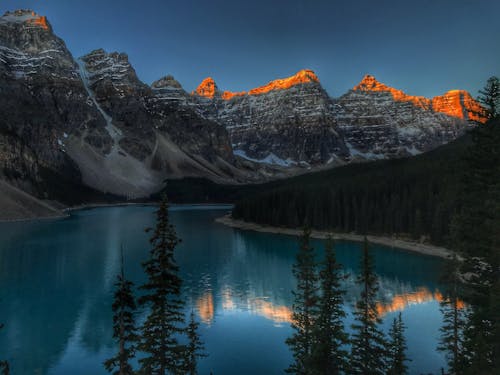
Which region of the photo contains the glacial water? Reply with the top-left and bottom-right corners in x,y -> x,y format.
0,206 -> 448,374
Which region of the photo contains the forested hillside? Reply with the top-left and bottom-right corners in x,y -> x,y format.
232,131 -> 476,245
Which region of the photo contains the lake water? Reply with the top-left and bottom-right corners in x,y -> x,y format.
0,206 -> 448,374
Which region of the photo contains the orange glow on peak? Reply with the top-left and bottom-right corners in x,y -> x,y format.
193,69 -> 320,100
193,77 -> 218,98
354,74 -> 487,123
26,15 -> 49,30
246,69 -> 319,97
432,90 -> 486,123
221,90 -> 246,100
354,74 -> 431,109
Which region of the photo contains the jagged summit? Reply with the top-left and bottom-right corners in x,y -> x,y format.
152,74 -> 183,89
1,9 -> 49,30
246,69 -> 320,96
192,69 -> 321,100
353,74 -> 485,122
354,74 -> 431,109
432,89 -> 484,122
354,74 -> 385,90
193,77 -> 219,98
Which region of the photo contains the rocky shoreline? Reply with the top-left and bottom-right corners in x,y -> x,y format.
215,214 -> 452,259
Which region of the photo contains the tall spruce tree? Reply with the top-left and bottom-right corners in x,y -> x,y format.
138,195 -> 186,375
387,312 -> 409,375
350,238 -> 387,375
104,248 -> 138,375
451,116 -> 500,373
286,228 -> 319,374
184,310 -> 206,375
437,254 -> 467,374
310,237 -> 349,375
477,76 -> 499,120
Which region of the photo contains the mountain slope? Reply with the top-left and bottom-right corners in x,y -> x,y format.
0,10 -> 245,202
0,179 -> 64,221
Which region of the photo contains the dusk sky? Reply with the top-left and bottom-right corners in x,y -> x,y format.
2,0 -> 499,97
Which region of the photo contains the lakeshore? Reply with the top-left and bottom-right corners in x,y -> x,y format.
216,214 -> 452,259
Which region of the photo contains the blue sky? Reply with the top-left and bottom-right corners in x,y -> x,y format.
1,0 -> 499,97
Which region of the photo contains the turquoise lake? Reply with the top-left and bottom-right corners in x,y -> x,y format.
0,206 -> 448,374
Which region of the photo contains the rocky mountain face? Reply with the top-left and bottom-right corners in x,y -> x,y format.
0,10 -> 110,198
191,70 -> 348,166
0,9 -> 486,209
192,72 -> 485,165
72,48 -> 241,197
0,10 -> 241,201
334,75 -> 478,159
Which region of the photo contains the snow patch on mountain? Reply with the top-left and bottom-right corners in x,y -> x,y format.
234,149 -> 297,167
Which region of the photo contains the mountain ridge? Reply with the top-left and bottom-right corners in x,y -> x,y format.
0,9 -> 488,219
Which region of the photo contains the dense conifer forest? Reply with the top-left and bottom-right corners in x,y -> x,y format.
231,131 -> 477,246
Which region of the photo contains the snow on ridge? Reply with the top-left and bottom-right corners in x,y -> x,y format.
345,142 -> 385,160
405,146 -> 421,156
234,149 -> 297,167
76,58 -> 122,142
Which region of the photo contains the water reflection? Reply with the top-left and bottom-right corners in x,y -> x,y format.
197,289 -> 292,326
196,291 -> 215,325
0,207 -> 448,375
196,285 -> 458,326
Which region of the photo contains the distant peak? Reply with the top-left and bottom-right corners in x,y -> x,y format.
2,9 -> 36,17
247,69 -> 319,96
87,48 -> 107,56
152,75 -> 182,89
1,9 -> 49,30
196,69 -> 320,100
193,77 -> 219,98
353,74 -> 486,123
294,69 -> 320,82
353,74 -> 432,109
432,90 -> 486,123
354,74 -> 386,91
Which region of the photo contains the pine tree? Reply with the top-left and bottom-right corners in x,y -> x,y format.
138,195 -> 186,375
387,312 -> 409,375
437,254 -> 467,375
310,237 -> 349,375
477,76 -> 499,120
350,238 -> 387,375
184,311 -> 206,375
451,116 -> 500,373
286,228 -> 319,374
104,248 -> 138,375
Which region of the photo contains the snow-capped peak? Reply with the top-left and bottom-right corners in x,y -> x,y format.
1,9 -> 49,30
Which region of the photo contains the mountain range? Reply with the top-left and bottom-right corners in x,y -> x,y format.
0,10 -> 486,217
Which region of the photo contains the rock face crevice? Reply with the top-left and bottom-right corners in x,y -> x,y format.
0,9 -> 486,203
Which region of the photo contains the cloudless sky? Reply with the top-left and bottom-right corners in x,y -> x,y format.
1,0 -> 499,97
